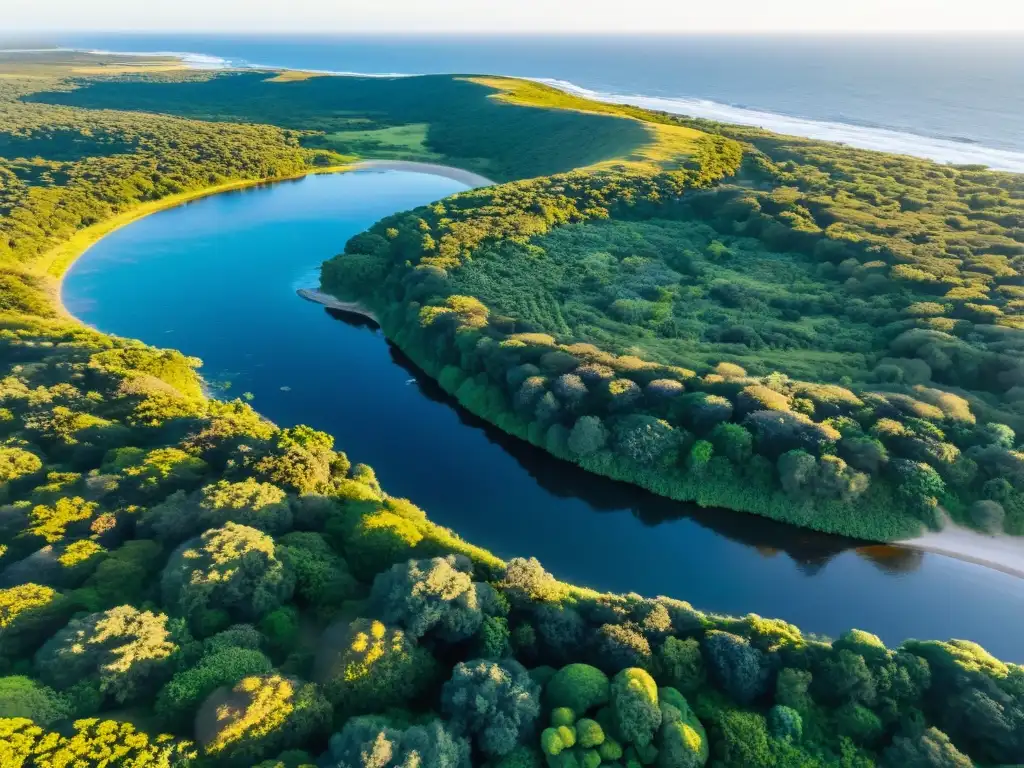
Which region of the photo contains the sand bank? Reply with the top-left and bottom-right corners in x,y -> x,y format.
296,288 -> 379,322
897,519 -> 1024,579
354,160 -> 494,188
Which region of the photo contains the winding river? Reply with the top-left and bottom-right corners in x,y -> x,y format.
63,169 -> 1024,660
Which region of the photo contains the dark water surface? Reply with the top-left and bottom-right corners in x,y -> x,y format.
63,170 -> 1024,659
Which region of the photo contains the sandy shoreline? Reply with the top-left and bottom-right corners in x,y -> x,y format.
296,289 -> 379,322
353,159 -> 495,188
896,521 -> 1024,579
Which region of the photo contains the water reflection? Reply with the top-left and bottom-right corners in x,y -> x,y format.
321,306 -> 923,580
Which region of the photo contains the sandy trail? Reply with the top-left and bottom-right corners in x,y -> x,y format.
896,514 -> 1024,579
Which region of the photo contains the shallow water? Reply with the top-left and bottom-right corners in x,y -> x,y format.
64,170 -> 1024,659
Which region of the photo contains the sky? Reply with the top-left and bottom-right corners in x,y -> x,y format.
6,0 -> 1024,34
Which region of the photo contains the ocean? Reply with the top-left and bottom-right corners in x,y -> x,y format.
48,33 -> 1024,173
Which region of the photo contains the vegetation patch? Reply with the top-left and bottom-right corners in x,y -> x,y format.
323,103 -> 1024,540
0,51 -> 1022,768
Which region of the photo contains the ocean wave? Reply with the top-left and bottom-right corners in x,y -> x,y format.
26,45 -> 1023,174
80,48 -> 230,69
234,60 -> 415,78
78,47 -> 413,78
535,78 -> 1024,174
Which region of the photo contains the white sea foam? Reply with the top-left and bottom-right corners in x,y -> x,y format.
80,48 -> 231,69
22,45 -> 1022,173
236,62 -> 415,78
534,78 -> 1024,174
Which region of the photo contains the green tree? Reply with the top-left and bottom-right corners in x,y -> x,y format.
314,618 -> 437,716
195,674 -> 330,767
703,631 -> 767,705
0,676 -> 71,724
155,646 -> 274,727
161,522 -> 295,626
568,416 -> 609,456
442,658 -> 541,757
35,605 -> 178,704
882,727 -> 972,768
370,554 -> 500,642
611,667 -> 661,748
320,716 -> 470,768
545,663 -> 610,716
657,637 -> 705,695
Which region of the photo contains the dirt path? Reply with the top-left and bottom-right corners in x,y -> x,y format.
353,159 -> 495,188
896,513 -> 1024,579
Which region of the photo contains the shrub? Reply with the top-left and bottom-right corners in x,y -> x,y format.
535,604 -> 586,664
835,702 -> 883,745
156,646 -> 273,726
195,674 -> 330,766
767,705 -> 802,743
592,622 -> 653,672
775,668 -> 812,712
568,416 -> 609,456
278,532 -> 359,614
27,718 -> 196,766
35,605 -> 177,703
0,675 -> 71,724
703,631 -> 767,705
0,446 -> 42,484
709,423 -> 753,464
607,378 -> 642,410
551,707 -> 575,727
161,522 -> 295,626
344,509 -> 423,580
320,716 -> 470,768
657,636 -> 705,694
196,478 -> 293,533
882,726 -> 972,767
613,415 -> 680,466
314,618 -> 436,716
477,615 -> 511,660
442,658 -> 541,757
494,745 -> 544,768
657,688 -> 708,768
545,664 -> 611,715
969,500 -> 1005,533
370,554 -> 499,642
611,667 -> 661,748
576,718 -> 604,748
711,710 -> 772,768
0,583 -> 70,657
498,557 -> 565,606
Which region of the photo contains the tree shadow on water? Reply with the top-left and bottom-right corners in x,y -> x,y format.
322,307 -> 925,580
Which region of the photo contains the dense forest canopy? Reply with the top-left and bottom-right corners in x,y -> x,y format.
323,91 -> 1024,541
0,51 -> 1023,768
25,70 -> 673,182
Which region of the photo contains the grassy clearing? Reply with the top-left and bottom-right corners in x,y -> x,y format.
318,122 -> 440,160
264,70 -> 329,83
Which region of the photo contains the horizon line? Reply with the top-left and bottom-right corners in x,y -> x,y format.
8,29 -> 1024,37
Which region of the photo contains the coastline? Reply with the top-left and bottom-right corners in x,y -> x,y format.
46,163 -> 355,308
48,159 -> 492,321
47,43 -> 1024,174
296,288 -> 379,323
